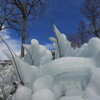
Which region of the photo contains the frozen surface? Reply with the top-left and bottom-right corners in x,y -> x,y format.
32,88 -> 56,100
83,68 -> 100,99
60,96 -> 84,100
4,50 -> 37,88
52,85 -> 62,100
23,39 -> 52,66
65,88 -> 82,96
49,25 -> 73,58
75,38 -> 100,57
12,86 -> 32,100
33,75 -> 54,92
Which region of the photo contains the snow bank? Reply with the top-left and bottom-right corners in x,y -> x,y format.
23,39 -> 52,66
13,86 -> 32,100
33,75 -> 54,92
32,88 -> 56,100
83,68 -> 100,99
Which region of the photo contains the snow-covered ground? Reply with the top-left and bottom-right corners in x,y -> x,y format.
1,25 -> 100,100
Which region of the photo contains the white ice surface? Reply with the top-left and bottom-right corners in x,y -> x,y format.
49,25 -> 73,58
83,68 -> 100,99
32,88 -> 56,100
12,86 -> 32,100
33,75 -> 54,92
23,39 -> 52,66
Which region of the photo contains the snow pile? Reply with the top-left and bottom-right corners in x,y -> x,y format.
49,25 -> 73,58
23,39 -> 52,66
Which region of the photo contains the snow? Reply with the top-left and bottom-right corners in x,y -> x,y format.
33,75 -> 54,92
32,88 -> 56,100
23,39 -> 52,66
12,86 -> 32,100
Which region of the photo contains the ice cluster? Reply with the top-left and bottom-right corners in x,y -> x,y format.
23,39 -> 52,66
4,25 -> 100,100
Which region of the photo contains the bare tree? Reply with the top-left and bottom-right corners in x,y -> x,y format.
81,0 -> 100,38
68,21 -> 89,48
67,33 -> 80,49
0,0 -> 20,32
5,0 -> 45,57
77,20 -> 88,45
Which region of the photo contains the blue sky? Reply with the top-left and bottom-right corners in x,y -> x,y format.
0,0 -> 86,59
9,0 -> 85,45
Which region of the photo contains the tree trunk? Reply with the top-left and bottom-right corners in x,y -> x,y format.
21,17 -> 26,57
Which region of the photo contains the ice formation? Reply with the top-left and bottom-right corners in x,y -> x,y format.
32,89 -> 56,100
83,68 -> 100,99
12,86 -> 32,100
23,39 -> 52,66
3,25 -> 100,100
75,38 -> 100,57
33,75 -> 54,92
49,25 -> 73,58
3,50 -> 37,88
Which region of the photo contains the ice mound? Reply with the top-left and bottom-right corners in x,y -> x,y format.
75,38 -> 100,57
12,86 -> 32,100
23,39 -> 52,66
49,25 -> 73,58
33,75 -> 54,92
52,84 -> 62,100
49,25 -> 100,59
4,49 -> 100,91
83,68 -> 100,99
36,57 -> 95,90
32,88 -> 56,100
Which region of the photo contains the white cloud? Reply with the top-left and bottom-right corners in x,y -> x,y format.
44,43 -> 55,50
0,29 -> 20,60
